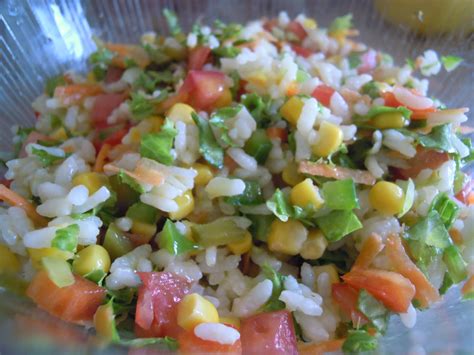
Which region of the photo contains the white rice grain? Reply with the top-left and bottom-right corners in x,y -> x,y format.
194,323 -> 240,345
205,177 -> 246,199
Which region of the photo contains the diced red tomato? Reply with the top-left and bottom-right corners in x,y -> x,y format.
135,272 -> 191,338
342,268 -> 416,313
90,93 -> 128,129
0,179 -> 11,188
26,270 -> 106,324
311,85 -> 335,107
393,147 -> 450,180
267,127 -> 288,142
19,131 -> 53,158
240,310 -> 298,355
287,21 -> 307,41
178,70 -> 227,111
188,46 -> 212,71
382,90 -> 436,120
105,66 -> 125,84
178,326 -> 242,355
93,124 -> 129,152
456,176 -> 473,205
381,91 -> 399,107
358,49 -> 377,74
332,283 -> 368,325
291,44 -> 312,58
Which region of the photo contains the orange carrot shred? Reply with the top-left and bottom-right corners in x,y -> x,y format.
462,275 -> 474,296
94,143 -> 111,173
353,233 -> 384,269
0,184 -> 48,227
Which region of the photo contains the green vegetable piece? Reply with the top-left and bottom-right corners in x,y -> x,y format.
244,129 -> 273,164
316,210 -> 362,242
397,178 -> 415,218
417,124 -> 456,153
159,219 -> 199,255
225,180 -> 264,206
51,224 -> 79,252
429,193 -> 460,229
84,269 -> 107,285
441,55 -> 463,72
241,93 -> 275,128
439,272 -> 454,295
118,337 -> 178,350
94,299 -> 119,341
209,105 -> 242,147
212,46 -> 240,58
328,13 -> 353,34
191,217 -> 247,247
162,9 -> 182,36
126,202 -> 159,225
361,81 -> 381,99
130,93 -> 157,121
357,290 -> 390,333
321,179 -> 359,210
266,189 -> 293,222
31,147 -> 66,167
103,223 -> 134,260
45,75 -> 66,97
42,256 -> 75,288
443,244 -> 467,284
134,70 -> 174,93
363,105 -> 412,121
296,69 -> 310,83
140,119 -> 177,165
342,329 -> 378,353
109,174 -> 140,213
192,112 -> 224,168
248,214 -> 274,242
260,264 -> 286,312
117,170 -> 145,194
348,52 -> 362,69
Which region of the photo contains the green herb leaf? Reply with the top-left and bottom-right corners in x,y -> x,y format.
405,58 -> 415,70
439,272 -> 454,295
357,290 -> 390,333
192,112 -> 224,168
162,9 -> 181,36
244,129 -> 273,164
51,224 -> 79,252
361,81 -> 381,99
321,179 -> 359,210
342,329 -> 378,353
241,93 -> 276,128
212,46 -> 240,58
261,264 -> 286,312
329,14 -> 353,34
134,70 -> 174,93
126,202 -> 159,225
429,193 -> 460,229
315,210 -> 362,242
130,93 -> 156,121
89,48 -> 115,81
118,336 -> 178,350
159,219 -> 199,255
209,105 -> 242,147
84,269 -> 107,285
397,178 -> 415,218
266,189 -> 294,223
225,180 -> 264,206
213,19 -> 242,41
140,119 -> 177,165
117,170 -> 145,194
31,146 -> 66,167
45,75 -> 66,97
248,214 -> 274,242
443,244 -> 467,284
348,52 -> 362,69
441,55 -> 463,72
417,124 -> 456,153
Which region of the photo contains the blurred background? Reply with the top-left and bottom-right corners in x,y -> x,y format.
0,0 -> 473,353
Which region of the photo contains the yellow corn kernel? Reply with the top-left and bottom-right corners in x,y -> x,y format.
72,172 -> 109,194
370,112 -> 406,129
214,88 -> 233,108
72,245 -> 111,276
279,96 -> 304,126
312,121 -> 343,157
167,103 -> 195,125
193,163 -> 214,186
290,178 -> 324,209
282,163 -> 304,186
50,127 -> 68,141
300,230 -> 328,260
303,18 -> 317,30
220,316 -> 240,329
369,181 -> 404,215
0,245 -> 21,273
169,191 -> 195,220
148,116 -> 164,132
177,293 -> 219,331
385,77 -> 397,85
312,264 -> 340,285
247,72 -> 267,87
131,221 -> 157,239
28,247 -> 74,270
268,219 -> 308,255
228,231 -> 252,255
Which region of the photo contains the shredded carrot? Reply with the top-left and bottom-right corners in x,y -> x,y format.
386,234 -> 440,308
94,143 -> 111,173
298,161 -> 376,186
468,191 -> 474,206
298,339 -> 345,355
449,228 -> 463,245
104,161 -> 164,187
353,233 -> 384,269
461,275 -> 474,296
286,82 -> 299,96
266,127 -> 288,142
104,43 -> 150,68
0,185 -> 48,227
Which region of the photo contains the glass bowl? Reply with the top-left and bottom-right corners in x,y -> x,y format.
0,0 -> 473,353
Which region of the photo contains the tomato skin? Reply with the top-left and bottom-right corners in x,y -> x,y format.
240,310 -> 298,355
342,268 -> 416,313
393,147 -> 450,180
287,21 -> 307,41
382,91 -> 436,119
188,46 -> 211,70
311,85 -> 335,107
291,44 -> 312,58
332,283 -> 368,325
90,93 -> 128,129
178,326 -> 242,355
26,270 -> 106,324
135,272 -> 191,338
179,70 -> 227,111
104,66 -> 125,84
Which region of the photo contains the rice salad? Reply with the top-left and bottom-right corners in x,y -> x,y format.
0,10 -> 473,354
